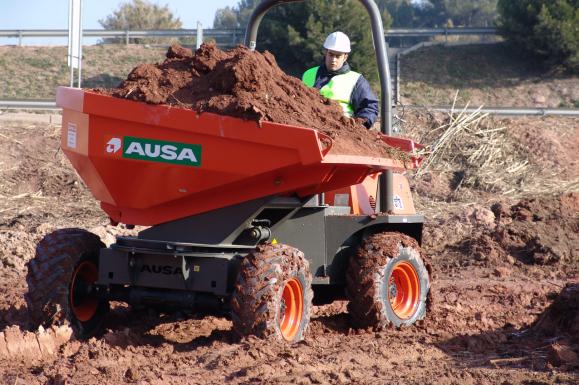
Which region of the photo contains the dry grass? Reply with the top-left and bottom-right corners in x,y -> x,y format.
0,45 -> 166,99
1,43 -> 577,109
415,92 -> 578,200
400,43 -> 579,108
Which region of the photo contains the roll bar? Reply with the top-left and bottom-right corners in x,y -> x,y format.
245,0 -> 394,213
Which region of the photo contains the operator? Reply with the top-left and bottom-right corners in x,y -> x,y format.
302,31 -> 379,129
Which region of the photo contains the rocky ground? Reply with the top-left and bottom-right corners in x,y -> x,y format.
0,108 -> 576,384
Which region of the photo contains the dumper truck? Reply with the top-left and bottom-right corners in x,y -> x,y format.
26,0 -> 430,343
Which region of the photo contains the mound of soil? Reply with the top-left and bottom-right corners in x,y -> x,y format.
533,283 -> 579,342
490,193 -> 578,266
95,43 -> 396,158
531,284 -> 578,369
423,192 -> 578,275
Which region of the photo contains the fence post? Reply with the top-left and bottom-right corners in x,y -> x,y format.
196,22 -> 203,49
18,30 -> 23,46
125,30 -> 129,45
396,52 -> 401,105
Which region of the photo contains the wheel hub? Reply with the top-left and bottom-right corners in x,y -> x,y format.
279,278 -> 303,341
389,281 -> 398,298
388,261 -> 420,320
70,261 -> 99,322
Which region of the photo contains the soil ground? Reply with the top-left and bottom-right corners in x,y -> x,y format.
0,109 -> 577,384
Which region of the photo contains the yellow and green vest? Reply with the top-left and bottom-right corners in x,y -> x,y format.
302,66 -> 361,117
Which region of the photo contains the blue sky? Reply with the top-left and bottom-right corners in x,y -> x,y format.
1,0 -> 239,45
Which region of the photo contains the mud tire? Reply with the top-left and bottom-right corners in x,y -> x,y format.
25,228 -> 108,338
346,232 -> 430,329
231,243 -> 313,343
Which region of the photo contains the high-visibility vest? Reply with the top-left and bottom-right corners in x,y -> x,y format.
302,66 -> 361,117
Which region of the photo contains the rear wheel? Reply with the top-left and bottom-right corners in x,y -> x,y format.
231,243 -> 313,343
26,228 -> 108,338
346,232 -> 430,329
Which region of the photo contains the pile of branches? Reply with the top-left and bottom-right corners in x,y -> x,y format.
414,94 -> 579,200
414,94 -> 535,199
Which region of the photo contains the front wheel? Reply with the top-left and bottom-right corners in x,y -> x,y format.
231,243 -> 313,343
25,228 -> 108,338
346,232 -> 430,329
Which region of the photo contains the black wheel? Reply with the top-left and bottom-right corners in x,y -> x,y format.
231,243 -> 313,343
346,232 -> 430,329
25,228 -> 108,338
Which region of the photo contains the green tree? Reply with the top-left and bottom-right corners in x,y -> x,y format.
237,0 -> 263,28
213,0 -> 392,82
376,0 -> 418,27
213,6 -> 238,29
212,0 -> 261,29
497,0 -> 579,71
99,0 -> 182,44
374,0 -> 498,28
416,0 -> 497,27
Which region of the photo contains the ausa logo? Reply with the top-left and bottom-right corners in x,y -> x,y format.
140,264 -> 183,275
105,136 -> 202,167
106,137 -> 122,154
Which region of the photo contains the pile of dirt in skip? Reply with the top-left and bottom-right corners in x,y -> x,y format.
95,43 -> 402,159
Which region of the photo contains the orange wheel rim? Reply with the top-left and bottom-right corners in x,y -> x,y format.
70,261 -> 99,322
388,261 -> 420,319
279,278 -> 303,341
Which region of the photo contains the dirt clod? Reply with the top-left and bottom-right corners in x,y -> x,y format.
533,283 -> 579,341
547,343 -> 579,368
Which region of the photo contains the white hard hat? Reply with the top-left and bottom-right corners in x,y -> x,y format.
323,31 -> 351,53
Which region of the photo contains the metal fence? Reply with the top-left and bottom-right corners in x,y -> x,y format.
0,27 -> 497,46
1,99 -> 577,117
0,28 -> 244,47
386,27 -> 496,37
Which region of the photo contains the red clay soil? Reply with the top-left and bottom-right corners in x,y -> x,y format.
423,192 -> 578,277
0,113 -> 578,384
94,43 -> 395,158
532,283 -> 578,344
453,193 -> 579,268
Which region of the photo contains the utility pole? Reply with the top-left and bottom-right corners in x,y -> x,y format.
68,0 -> 83,88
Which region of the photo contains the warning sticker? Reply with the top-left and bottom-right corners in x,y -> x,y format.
393,195 -> 404,210
67,123 -> 77,149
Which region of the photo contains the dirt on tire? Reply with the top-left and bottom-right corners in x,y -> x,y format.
26,228 -> 107,337
231,243 -> 313,343
346,232 -> 431,329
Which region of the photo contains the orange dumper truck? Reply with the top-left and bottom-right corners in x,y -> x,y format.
26,0 -> 430,343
